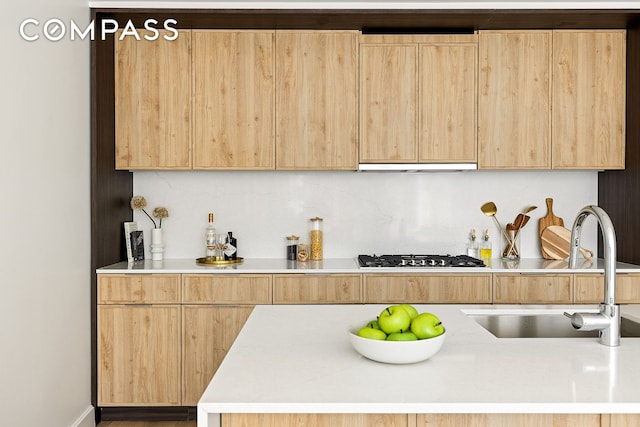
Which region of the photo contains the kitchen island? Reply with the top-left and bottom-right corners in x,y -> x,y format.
198,304 -> 640,427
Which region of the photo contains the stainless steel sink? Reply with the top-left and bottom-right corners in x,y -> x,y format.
468,311 -> 640,338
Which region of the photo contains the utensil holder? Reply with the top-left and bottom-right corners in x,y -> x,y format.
502,228 -> 520,260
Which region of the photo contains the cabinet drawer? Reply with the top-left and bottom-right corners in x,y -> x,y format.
183,274 -> 272,304
273,274 -> 361,304
493,273 -> 572,304
364,274 -> 492,304
575,273 -> 640,303
98,274 -> 180,304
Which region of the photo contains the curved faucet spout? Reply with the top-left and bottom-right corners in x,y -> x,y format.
567,205 -> 619,346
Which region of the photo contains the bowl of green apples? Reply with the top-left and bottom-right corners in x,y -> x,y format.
348,304 -> 446,364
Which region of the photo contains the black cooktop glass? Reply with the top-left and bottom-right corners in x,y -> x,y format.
357,254 -> 486,268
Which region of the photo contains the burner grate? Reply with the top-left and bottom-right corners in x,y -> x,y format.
358,254 -> 485,268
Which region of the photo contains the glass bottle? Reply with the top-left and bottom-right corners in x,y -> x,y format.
224,232 -> 237,261
467,228 -> 479,259
310,217 -> 323,261
286,235 -> 299,261
205,213 -> 216,261
480,229 -> 492,261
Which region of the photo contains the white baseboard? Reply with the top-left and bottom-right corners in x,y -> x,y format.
71,406 -> 95,427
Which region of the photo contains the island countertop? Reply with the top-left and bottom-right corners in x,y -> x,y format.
198,304 -> 640,427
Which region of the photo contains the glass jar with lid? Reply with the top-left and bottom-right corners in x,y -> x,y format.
310,217 -> 323,261
286,235 -> 299,261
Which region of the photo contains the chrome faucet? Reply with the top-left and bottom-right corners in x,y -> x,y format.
565,205 -> 620,346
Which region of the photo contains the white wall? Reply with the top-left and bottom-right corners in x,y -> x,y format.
0,2 -> 92,427
134,170 -> 599,260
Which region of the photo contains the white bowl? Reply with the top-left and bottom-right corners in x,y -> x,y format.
348,326 -> 446,364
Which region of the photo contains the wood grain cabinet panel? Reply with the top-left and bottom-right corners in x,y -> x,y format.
493,273 -> 572,304
98,305 -> 181,406
182,305 -> 254,406
607,414 -> 640,426
478,30 -> 551,169
359,43 -> 418,162
275,30 -> 359,169
552,30 -> 626,169
223,413 -> 413,427
419,42 -> 477,163
273,274 -> 362,304
418,414 -> 601,427
574,273 -> 640,303
364,274 -> 492,304
98,274 -> 180,304
183,274 -> 272,304
115,30 -> 192,169
359,34 -> 477,164
192,30 -> 275,169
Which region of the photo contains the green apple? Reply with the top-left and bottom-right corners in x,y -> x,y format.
366,319 -> 381,330
398,304 -> 419,320
386,331 -> 418,341
378,305 -> 411,334
410,312 -> 445,339
357,327 -> 387,340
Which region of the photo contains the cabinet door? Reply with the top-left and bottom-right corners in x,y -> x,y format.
478,31 -> 551,169
182,305 -> 254,405
273,274 -> 361,304
98,274 -> 180,304
224,414 -> 412,427
98,305 -> 180,406
115,30 -> 191,169
275,31 -> 359,170
193,30 -> 275,169
364,274 -> 492,304
419,42 -> 477,163
552,30 -> 626,169
574,273 -> 640,303
359,43 -> 418,162
183,274 -> 272,304
418,414 -> 601,427
493,273 -> 572,304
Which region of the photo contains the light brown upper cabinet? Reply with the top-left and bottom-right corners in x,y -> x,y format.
359,34 -> 477,164
115,30 -> 192,170
192,30 -> 276,169
552,30 -> 626,169
478,30 -> 552,169
275,31 -> 359,170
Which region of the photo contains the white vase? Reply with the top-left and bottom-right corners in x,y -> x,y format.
150,228 -> 165,261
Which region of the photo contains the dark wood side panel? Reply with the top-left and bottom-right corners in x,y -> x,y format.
91,11 -> 133,422
599,23 -> 640,264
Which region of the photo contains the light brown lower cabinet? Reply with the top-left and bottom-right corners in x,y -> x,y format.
98,305 -> 181,406
273,274 -> 362,303
181,274 -> 272,406
493,273 -> 573,304
220,413 -> 631,426
182,305 -> 254,405
222,413 -> 412,426
98,274 -> 181,406
574,273 -> 640,304
364,274 -> 492,303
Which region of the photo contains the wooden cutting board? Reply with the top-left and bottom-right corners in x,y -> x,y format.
540,225 -> 594,260
539,198 -> 564,259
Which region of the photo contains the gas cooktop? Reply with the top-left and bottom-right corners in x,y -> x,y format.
358,254 -> 486,268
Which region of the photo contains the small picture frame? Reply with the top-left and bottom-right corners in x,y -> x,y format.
130,230 -> 145,262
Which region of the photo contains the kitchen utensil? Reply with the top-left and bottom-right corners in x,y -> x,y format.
504,213 -> 534,258
503,216 -> 525,257
539,198 -> 564,259
480,202 -> 512,243
540,225 -> 594,260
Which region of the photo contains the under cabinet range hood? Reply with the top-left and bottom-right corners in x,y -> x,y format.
357,163 -> 477,172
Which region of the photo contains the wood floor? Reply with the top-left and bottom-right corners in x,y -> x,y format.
98,422 -> 196,427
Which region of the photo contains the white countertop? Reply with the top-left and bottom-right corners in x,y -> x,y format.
198,304 -> 640,426
97,257 -> 640,274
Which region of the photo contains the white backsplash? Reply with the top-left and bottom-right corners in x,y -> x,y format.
133,170 -> 599,260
